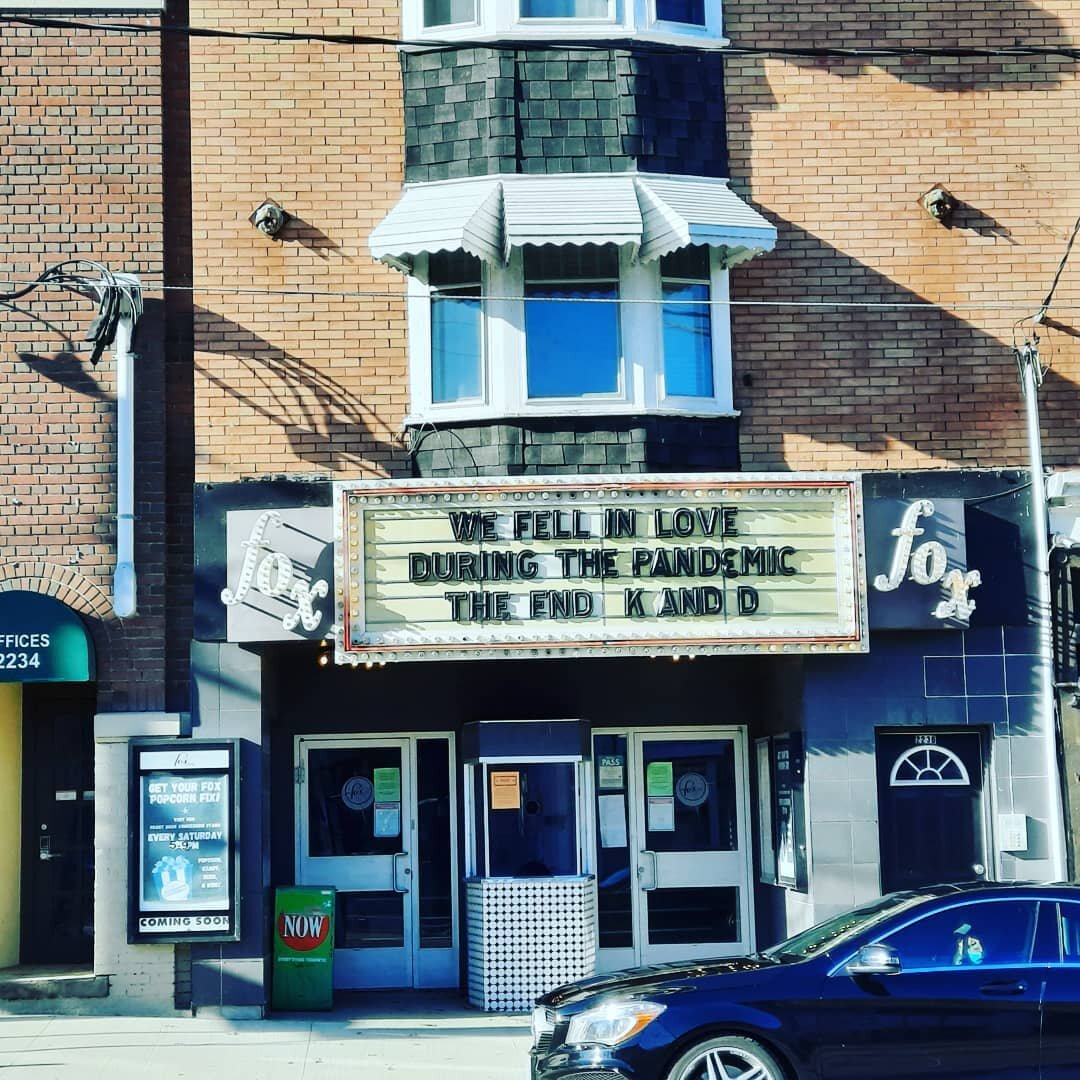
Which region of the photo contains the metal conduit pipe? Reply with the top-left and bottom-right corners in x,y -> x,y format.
112,274 -> 143,619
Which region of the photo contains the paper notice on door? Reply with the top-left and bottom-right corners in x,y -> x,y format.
646,761 -> 673,797
373,767 -> 401,803
374,803 -> 401,838
598,755 -> 625,791
648,796 -> 675,832
598,794 -> 628,849
490,770 -> 520,810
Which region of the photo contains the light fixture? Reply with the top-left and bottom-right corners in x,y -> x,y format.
920,185 -> 956,225
249,199 -> 291,238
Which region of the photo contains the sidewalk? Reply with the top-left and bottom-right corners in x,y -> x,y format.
0,993 -> 533,1079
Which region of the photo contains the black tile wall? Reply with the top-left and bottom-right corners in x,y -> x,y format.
402,47 -> 728,182
408,416 -> 739,477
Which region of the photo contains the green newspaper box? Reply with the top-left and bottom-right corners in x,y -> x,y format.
272,886 -> 335,1010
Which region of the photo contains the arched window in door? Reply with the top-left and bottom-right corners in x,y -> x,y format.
889,745 -> 971,787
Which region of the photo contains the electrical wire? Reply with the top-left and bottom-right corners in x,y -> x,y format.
0,274 -> 1070,311
5,12 -> 1080,62
0,260 -> 133,365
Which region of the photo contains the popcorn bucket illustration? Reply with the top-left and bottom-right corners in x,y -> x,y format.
153,854 -> 193,903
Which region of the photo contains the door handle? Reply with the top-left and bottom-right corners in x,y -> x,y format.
636,850 -> 657,891
393,851 -> 411,894
979,980 -> 1027,996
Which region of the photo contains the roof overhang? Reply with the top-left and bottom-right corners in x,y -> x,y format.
370,173 -> 777,272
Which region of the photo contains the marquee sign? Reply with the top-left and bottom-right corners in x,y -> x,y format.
335,474 -> 867,663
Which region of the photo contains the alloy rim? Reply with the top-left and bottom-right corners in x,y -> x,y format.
679,1045 -> 774,1080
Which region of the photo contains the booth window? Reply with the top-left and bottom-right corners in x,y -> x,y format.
484,762 -> 579,877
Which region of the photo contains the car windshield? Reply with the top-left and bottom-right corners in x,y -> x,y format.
763,892 -> 927,962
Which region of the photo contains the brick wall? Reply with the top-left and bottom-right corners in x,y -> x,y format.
190,3 -> 1080,482
189,0 -> 411,482
725,2 -> 1080,471
0,16 -> 170,711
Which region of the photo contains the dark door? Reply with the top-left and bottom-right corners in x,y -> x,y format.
21,684 -> 95,964
817,897 -> 1042,1079
877,729 -> 988,892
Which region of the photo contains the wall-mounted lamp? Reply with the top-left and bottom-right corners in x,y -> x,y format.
921,185 -> 957,225
249,199 -> 291,238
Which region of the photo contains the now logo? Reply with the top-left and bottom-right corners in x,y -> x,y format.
277,911 -> 330,951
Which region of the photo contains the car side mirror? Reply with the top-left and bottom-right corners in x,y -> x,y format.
845,944 -> 901,977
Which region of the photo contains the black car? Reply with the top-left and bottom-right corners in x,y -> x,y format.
530,882 -> 1080,1080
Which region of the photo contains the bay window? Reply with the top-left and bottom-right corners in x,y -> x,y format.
423,0 -> 478,25
403,0 -> 724,44
430,252 -> 484,404
524,246 -> 621,400
408,242 -> 733,422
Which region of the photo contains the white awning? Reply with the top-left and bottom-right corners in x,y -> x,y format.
370,173 -> 776,272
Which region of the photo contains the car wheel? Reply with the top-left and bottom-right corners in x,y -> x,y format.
666,1034 -> 786,1080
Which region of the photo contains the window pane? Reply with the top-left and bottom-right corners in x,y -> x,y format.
424,0 -> 476,25
520,0 -> 609,17
526,284 -> 619,398
881,901 -> 1038,971
594,734 -> 632,949
486,763 -> 578,877
655,0 -> 705,24
432,290 -> 482,402
417,739 -> 452,949
662,281 -> 713,398
307,747 -> 403,857
647,886 -> 739,945
336,891 -> 404,949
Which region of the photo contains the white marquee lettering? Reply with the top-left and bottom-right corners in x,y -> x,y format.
873,500 -> 980,622
221,510 -> 329,633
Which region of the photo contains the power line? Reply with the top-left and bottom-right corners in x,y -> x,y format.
0,276 -> 1070,311
4,13 -> 1080,62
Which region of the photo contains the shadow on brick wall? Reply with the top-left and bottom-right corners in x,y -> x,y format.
730,217 -> 1080,468
193,306 -> 404,473
729,1 -> 1075,95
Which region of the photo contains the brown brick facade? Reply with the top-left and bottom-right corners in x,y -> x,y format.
188,3 -> 1080,481
0,16 -> 172,711
189,0 -> 410,482
725,5 -> 1080,470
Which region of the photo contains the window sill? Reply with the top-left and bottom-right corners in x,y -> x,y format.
403,404 -> 741,427
400,27 -> 729,50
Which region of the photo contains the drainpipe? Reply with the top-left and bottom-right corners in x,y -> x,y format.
1017,339 -> 1068,881
111,274 -> 143,619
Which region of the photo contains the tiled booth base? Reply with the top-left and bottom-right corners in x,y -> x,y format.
466,876 -> 597,1012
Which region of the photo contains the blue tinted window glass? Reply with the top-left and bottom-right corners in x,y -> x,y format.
881,900 -> 1038,970
424,0 -> 476,25
655,0 -> 705,24
525,283 -> 619,398
520,0 -> 608,16
662,281 -> 713,398
432,289 -> 482,403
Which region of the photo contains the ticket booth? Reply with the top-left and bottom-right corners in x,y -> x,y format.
463,719 -> 595,1012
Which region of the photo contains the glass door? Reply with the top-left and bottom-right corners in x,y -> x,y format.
299,738 -> 414,989
592,728 -> 752,971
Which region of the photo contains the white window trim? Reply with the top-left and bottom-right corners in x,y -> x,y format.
405,247 -> 736,426
4,1 -> 163,8
403,0 -> 725,45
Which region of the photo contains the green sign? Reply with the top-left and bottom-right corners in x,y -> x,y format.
0,591 -> 94,682
272,886 -> 335,1010
373,767 -> 401,802
646,761 -> 673,797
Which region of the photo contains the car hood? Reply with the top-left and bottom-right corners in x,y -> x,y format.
539,954 -> 783,1009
